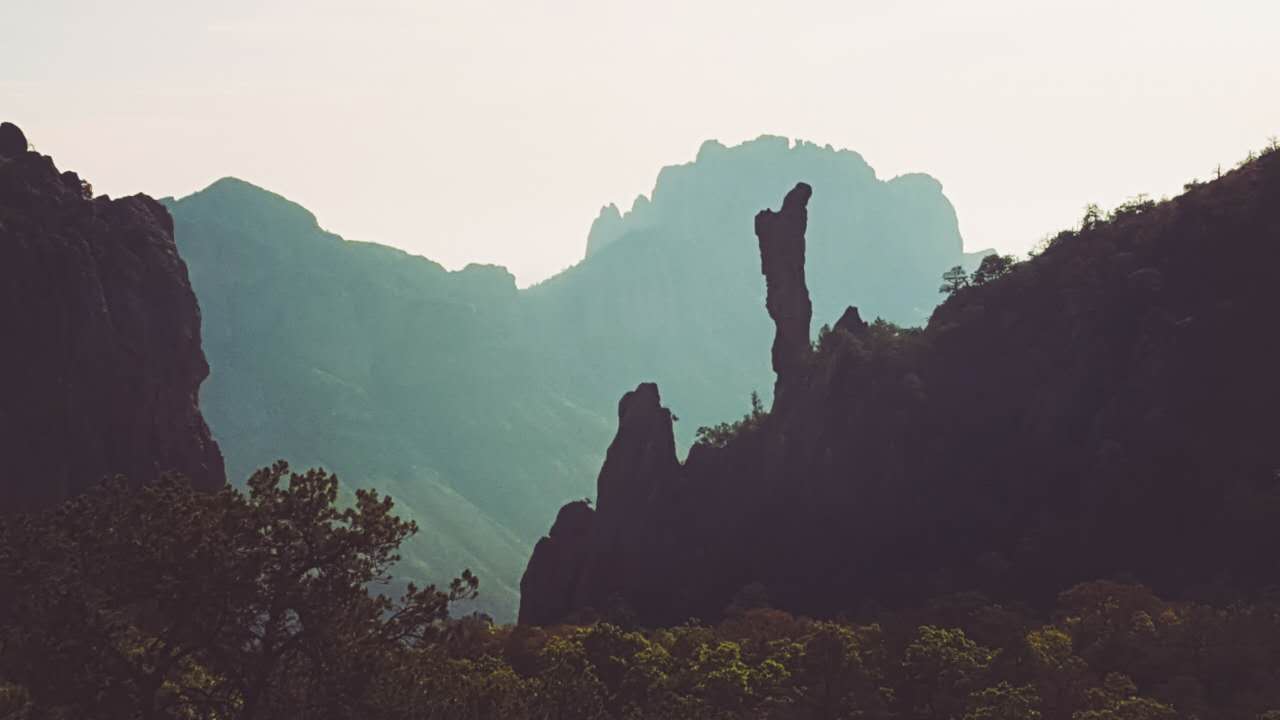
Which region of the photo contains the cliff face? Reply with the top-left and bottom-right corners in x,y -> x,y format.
519,153 -> 1280,625
0,122 -> 224,512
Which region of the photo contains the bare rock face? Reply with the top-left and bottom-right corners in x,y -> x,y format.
594,383 -> 680,532
0,122 -> 225,512
518,382 -> 682,624
755,182 -> 813,411
0,122 -> 27,158
518,500 -> 595,625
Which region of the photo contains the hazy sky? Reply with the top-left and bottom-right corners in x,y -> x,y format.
4,0 -> 1277,285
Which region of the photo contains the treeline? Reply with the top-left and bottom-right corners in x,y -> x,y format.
3,476 -> 1279,719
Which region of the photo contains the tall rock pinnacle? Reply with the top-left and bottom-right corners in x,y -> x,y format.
755,182 -> 813,412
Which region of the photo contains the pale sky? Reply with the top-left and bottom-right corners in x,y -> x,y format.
4,0 -> 1277,285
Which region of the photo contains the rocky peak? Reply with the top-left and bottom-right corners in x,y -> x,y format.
834,305 -> 870,336
585,203 -> 624,257
595,382 -> 680,526
517,499 -> 596,625
0,122 -> 27,158
755,182 -> 814,411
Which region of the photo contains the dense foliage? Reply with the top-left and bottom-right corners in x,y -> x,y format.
3,476 -> 1280,719
0,467 -> 476,719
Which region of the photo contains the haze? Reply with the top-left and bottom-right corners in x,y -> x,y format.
4,0 -> 1277,285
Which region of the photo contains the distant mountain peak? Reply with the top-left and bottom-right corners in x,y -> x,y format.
178,176 -> 321,232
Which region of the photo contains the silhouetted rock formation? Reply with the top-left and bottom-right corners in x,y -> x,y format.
834,305 -> 869,336
519,500 -> 596,625
525,136 -> 966,445
595,383 -> 680,529
0,122 -> 26,157
518,383 -> 684,624
756,182 -> 813,410
584,203 -> 624,257
169,136 -> 965,621
0,123 -> 224,512
519,150 -> 1280,626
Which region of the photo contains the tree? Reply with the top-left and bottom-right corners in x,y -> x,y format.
941,265 -> 971,294
1071,673 -> 1176,720
1026,626 -> 1089,718
970,254 -> 1015,286
695,391 -> 768,449
966,682 -> 1041,720
1081,203 -> 1104,230
794,622 -> 890,720
0,465 -> 477,720
903,626 -> 997,720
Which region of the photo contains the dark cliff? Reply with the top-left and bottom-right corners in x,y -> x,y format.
0,122 -> 224,512
519,152 -> 1280,626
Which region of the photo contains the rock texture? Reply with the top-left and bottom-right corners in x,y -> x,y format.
0,123 -> 224,512
519,152 -> 1280,625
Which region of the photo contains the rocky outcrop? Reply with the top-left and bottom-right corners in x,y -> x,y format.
755,182 -> 813,410
518,185 -> 818,625
594,383 -> 680,531
585,204 -> 624,257
834,305 -> 869,336
0,122 -> 224,512
0,122 -> 26,157
518,382 -> 684,624
526,136 -> 965,450
519,500 -> 596,625
520,150 -> 1280,626
168,136 -> 967,621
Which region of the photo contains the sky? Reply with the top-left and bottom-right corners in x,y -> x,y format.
4,0 -> 1278,286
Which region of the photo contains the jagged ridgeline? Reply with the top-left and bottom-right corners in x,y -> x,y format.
165,136 -> 970,620
0,122 -> 224,513
520,150 -> 1280,626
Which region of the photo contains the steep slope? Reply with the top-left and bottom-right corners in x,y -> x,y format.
520,149 -> 1280,626
0,122 -> 224,513
165,179 -> 609,619
525,136 -> 965,440
168,137 -> 967,619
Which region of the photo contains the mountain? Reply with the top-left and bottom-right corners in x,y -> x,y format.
0,122 -> 224,513
166,136 -> 970,619
163,178 -> 608,620
519,149 -> 1280,626
524,136 -> 965,440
